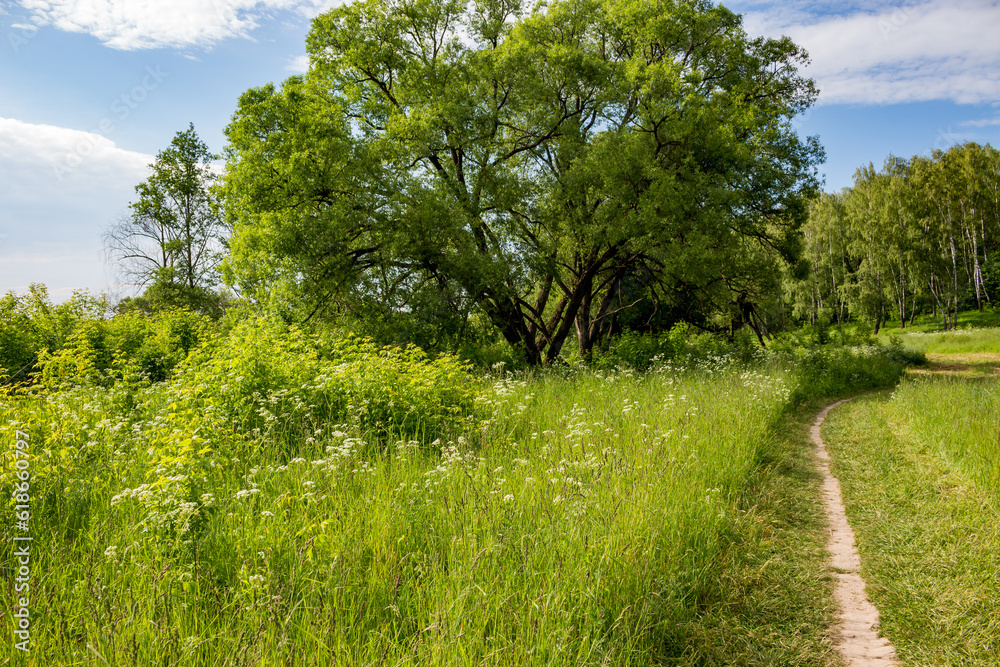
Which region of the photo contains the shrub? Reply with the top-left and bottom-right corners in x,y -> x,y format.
1,284 -> 211,389
32,308 -> 212,389
169,319 -> 480,448
591,324 -> 761,371
787,343 -> 914,404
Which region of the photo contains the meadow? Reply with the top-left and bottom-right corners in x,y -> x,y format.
820,326 -> 1000,666
1,315 -> 912,665
888,327 -> 1000,356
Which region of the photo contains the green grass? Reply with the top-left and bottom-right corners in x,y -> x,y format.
891,326 -> 1000,355
791,307 -> 1000,353
0,364 -> 813,665
0,317 -> 914,666
667,398 -> 842,665
858,306 -> 1000,355
874,307 -> 1000,336
822,388 -> 1000,666
888,376 -> 1000,501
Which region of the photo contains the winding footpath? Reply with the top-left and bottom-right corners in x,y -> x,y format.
811,400 -> 899,667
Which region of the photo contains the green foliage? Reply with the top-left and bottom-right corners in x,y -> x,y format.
0,284 -> 211,390
116,268 -> 231,320
109,403 -> 225,539
772,322 -> 876,349
894,325 -> 1000,354
169,318 -> 478,445
116,308 -> 212,382
33,308 -> 212,389
221,0 -> 821,364
591,329 -> 678,371
791,143 -> 1000,332
35,324 -> 105,387
0,292 -> 39,383
0,285 -> 109,385
590,324 -> 760,371
785,343 -> 914,404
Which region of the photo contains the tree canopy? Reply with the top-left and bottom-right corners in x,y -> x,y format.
788,143 -> 1000,332
221,0 -> 822,363
107,124 -> 227,316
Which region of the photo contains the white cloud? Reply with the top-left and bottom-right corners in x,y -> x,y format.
17,0 -> 344,50
286,54 -> 310,73
0,118 -> 153,296
0,117 -> 151,204
733,0 -> 1000,106
961,116 -> 1000,127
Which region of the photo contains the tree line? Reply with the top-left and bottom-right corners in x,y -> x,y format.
98,0 -> 1000,366
787,143 -> 1000,333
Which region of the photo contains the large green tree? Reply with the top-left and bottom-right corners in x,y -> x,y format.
221,0 -> 821,363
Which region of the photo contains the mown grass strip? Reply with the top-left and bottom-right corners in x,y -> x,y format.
822,391 -> 1000,666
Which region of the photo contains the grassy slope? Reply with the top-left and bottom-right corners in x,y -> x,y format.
875,308 -> 1000,337
873,308 -> 1000,354
822,390 -> 1000,666
0,367 -> 846,666
892,327 -> 1000,355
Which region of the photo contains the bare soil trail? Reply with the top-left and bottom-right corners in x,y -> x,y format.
811,400 -> 898,667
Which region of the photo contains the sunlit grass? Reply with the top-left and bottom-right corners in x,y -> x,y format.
887,376 -> 1000,500
1,365 -> 794,664
823,390 -> 1000,665
893,326 -> 1000,355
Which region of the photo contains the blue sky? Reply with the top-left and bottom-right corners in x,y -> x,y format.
1,0 -> 999,301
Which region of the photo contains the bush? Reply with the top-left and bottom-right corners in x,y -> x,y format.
591,324 -> 761,371
169,319 -> 480,447
1,285 -> 211,389
591,330 -> 676,371
787,343 -> 916,404
0,285 -> 108,385
34,308 -> 212,389
100,321 -> 481,536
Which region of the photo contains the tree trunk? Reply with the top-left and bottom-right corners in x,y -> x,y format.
585,272 -> 624,356
575,281 -> 594,362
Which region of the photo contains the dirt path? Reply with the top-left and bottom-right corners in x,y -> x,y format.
811,400 -> 898,666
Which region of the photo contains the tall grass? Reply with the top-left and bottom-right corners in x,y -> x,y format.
0,318 -> 915,664
1,363 -> 793,664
